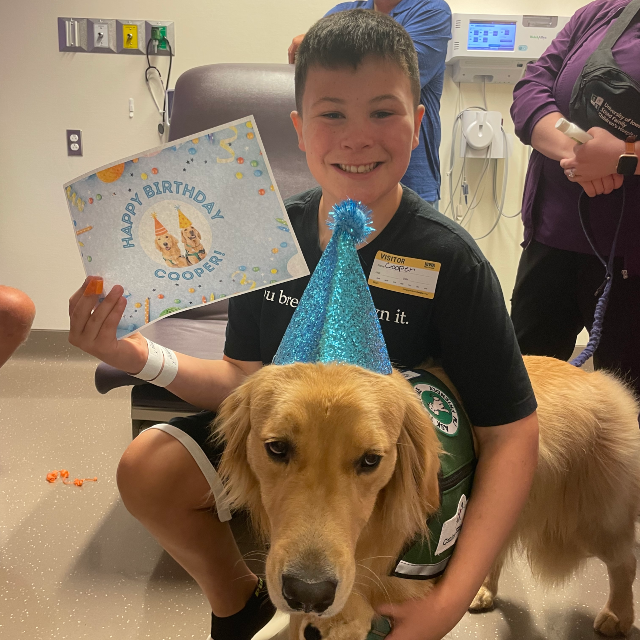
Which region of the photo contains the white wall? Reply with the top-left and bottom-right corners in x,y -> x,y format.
0,0 -> 588,330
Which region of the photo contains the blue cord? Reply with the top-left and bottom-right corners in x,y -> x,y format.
570,187 -> 626,367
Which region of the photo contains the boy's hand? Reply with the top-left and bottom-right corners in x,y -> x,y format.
288,34 -> 305,64
68,277 -> 147,374
377,581 -> 465,640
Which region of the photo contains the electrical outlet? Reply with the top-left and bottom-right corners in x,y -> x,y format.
67,130 -> 83,157
57,17 -> 88,52
88,19 -> 116,53
116,20 -> 145,54
145,21 -> 175,55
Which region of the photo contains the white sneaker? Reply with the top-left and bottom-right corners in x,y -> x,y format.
252,611 -> 289,639
207,610 -> 290,640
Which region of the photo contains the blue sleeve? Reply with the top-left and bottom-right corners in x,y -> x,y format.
324,2 -> 368,17
399,1 -> 452,88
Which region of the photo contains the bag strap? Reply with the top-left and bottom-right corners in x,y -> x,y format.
570,0 -> 640,110
597,0 -> 640,53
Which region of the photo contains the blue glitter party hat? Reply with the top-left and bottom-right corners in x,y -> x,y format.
273,199 -> 392,375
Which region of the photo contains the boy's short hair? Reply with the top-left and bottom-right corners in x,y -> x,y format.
295,9 -> 421,112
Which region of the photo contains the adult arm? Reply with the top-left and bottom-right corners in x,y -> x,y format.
511,7 -> 586,145
531,116 -> 624,197
395,1 -> 452,89
378,412 -> 539,640
68,277 -> 262,410
513,3 -> 625,196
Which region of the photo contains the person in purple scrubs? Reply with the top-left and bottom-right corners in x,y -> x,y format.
510,0 -> 640,396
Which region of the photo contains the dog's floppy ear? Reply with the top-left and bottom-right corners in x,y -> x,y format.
196,229 -> 201,240
377,378 -> 442,542
212,378 -> 268,534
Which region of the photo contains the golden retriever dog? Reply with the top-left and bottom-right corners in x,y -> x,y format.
181,225 -> 207,265
155,232 -> 188,268
214,356 -> 640,639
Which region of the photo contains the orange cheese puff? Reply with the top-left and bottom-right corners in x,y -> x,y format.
60,469 -> 70,478
73,479 -> 84,487
46,471 -> 59,483
83,279 -> 104,297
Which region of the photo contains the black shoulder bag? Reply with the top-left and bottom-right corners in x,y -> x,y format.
569,0 -> 640,139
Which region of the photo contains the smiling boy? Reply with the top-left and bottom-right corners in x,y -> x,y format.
69,10 -> 538,640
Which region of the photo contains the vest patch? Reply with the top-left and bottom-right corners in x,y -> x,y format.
414,383 -> 459,436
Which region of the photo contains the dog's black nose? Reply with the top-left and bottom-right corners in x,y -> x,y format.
282,574 -> 337,613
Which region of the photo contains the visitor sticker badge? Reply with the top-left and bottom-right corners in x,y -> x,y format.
435,494 -> 467,556
368,251 -> 440,299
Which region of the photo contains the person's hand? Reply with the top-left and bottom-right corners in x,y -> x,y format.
560,127 -> 627,183
575,174 -> 624,197
377,582 -> 467,640
288,34 -> 305,64
68,276 -> 147,373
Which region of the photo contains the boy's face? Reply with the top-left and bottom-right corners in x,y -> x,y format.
291,56 -> 424,209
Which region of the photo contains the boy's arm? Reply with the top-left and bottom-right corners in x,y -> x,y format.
69,278 -> 261,410
378,411 -> 539,639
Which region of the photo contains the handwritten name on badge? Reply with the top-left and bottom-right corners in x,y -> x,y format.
435,494 -> 467,556
368,251 -> 440,299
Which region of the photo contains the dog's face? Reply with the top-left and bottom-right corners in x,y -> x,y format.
216,363 -> 441,619
181,225 -> 201,244
155,233 -> 180,254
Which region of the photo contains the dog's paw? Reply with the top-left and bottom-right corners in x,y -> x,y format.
594,607 -> 633,637
468,585 -> 496,612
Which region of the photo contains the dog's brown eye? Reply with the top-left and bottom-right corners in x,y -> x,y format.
265,440 -> 289,461
358,453 -> 382,472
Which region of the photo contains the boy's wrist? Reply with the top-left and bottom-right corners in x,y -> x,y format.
121,335 -> 151,376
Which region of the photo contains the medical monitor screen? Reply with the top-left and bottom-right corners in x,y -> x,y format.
467,21 -> 517,51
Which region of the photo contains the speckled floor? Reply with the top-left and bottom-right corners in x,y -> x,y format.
1,331 -> 638,640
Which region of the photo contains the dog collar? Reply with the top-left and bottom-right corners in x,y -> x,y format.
391,369 -> 476,581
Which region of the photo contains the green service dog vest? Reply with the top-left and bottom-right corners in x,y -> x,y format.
365,369 -> 476,640
365,370 -> 476,640
393,368 -> 476,580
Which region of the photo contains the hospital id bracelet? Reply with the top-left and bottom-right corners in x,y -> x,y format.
134,337 -> 179,387
153,345 -> 179,387
135,338 -> 165,381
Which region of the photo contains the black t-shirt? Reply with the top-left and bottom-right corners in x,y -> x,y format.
225,187 -> 537,427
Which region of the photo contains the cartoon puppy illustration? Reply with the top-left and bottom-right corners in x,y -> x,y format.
178,208 -> 207,265
152,214 -> 188,268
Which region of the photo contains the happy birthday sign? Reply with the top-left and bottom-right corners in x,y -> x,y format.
64,117 -> 309,338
